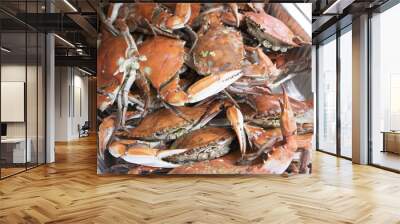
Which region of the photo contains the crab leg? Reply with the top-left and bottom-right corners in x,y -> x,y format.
184,25 -> 198,53
99,3 -> 123,36
119,70 -> 137,127
128,93 -> 144,108
135,71 -> 152,117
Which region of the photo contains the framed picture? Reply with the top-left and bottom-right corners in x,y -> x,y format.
97,3 -> 313,175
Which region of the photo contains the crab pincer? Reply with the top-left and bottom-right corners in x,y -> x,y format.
259,87 -> 298,174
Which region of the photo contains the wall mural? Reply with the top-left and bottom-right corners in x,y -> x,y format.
97,3 -> 313,175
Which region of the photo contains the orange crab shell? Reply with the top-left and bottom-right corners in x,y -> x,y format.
97,36 -> 129,109
244,125 -> 282,149
165,127 -> 235,163
193,26 -> 244,75
97,36 -> 128,88
130,3 -> 157,22
245,11 -> 299,47
171,127 -> 234,149
138,36 -> 186,90
251,94 -> 312,117
129,105 -> 208,140
188,3 -> 201,25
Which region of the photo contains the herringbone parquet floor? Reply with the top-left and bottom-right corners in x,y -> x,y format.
1,135 -> 400,224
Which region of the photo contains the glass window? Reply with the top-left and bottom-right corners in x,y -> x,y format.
370,3 -> 400,171
0,0 -> 46,179
340,28 -> 352,158
1,32 -> 28,178
318,36 -> 337,154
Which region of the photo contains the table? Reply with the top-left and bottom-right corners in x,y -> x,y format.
381,131 -> 400,154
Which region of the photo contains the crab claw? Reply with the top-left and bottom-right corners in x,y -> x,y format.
98,115 -> 117,160
163,3 -> 191,30
280,86 -> 297,138
259,87 -> 298,174
160,76 -> 189,107
122,148 -> 189,168
227,3 -> 240,27
187,69 -> 243,103
226,106 -> 246,157
109,140 -> 160,158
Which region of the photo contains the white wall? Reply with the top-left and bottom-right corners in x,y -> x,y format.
1,64 -> 46,163
1,65 -> 43,137
54,66 -> 89,141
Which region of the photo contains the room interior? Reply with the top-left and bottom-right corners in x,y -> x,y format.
0,0 -> 400,223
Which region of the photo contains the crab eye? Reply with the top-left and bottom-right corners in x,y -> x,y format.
154,131 -> 164,138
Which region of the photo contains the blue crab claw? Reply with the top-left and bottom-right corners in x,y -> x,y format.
187,69 -> 243,103
226,106 -> 246,157
122,148 -> 189,168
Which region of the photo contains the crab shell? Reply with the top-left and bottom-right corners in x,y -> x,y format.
193,25 -> 244,75
238,94 -> 312,128
138,36 -> 185,90
128,105 -> 208,141
250,94 -> 312,118
164,127 -> 235,164
244,124 -> 282,150
97,35 -> 129,111
244,11 -> 301,51
130,3 -> 157,22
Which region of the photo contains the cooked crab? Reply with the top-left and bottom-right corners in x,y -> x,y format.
115,99 -> 245,152
192,12 -> 244,76
169,88 -> 300,174
228,46 -> 281,95
97,6 -> 143,127
137,35 -> 243,108
107,127 -> 236,168
241,93 -> 313,128
101,3 -> 193,36
192,13 -> 283,98
244,10 -> 307,52
243,125 -> 313,174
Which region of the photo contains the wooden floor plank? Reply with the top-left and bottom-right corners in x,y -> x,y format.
1,135 -> 400,223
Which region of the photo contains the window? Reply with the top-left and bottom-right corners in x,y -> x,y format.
370,3 -> 400,171
0,0 -> 47,179
317,36 -> 337,154
339,27 -> 352,158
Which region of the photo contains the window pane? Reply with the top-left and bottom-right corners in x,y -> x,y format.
1,30 -> 27,177
340,29 -> 352,158
318,37 -> 337,154
38,32 -> 45,165
27,31 -> 38,169
371,4 -> 400,171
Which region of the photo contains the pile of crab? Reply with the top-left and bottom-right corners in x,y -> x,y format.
97,3 -> 314,175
